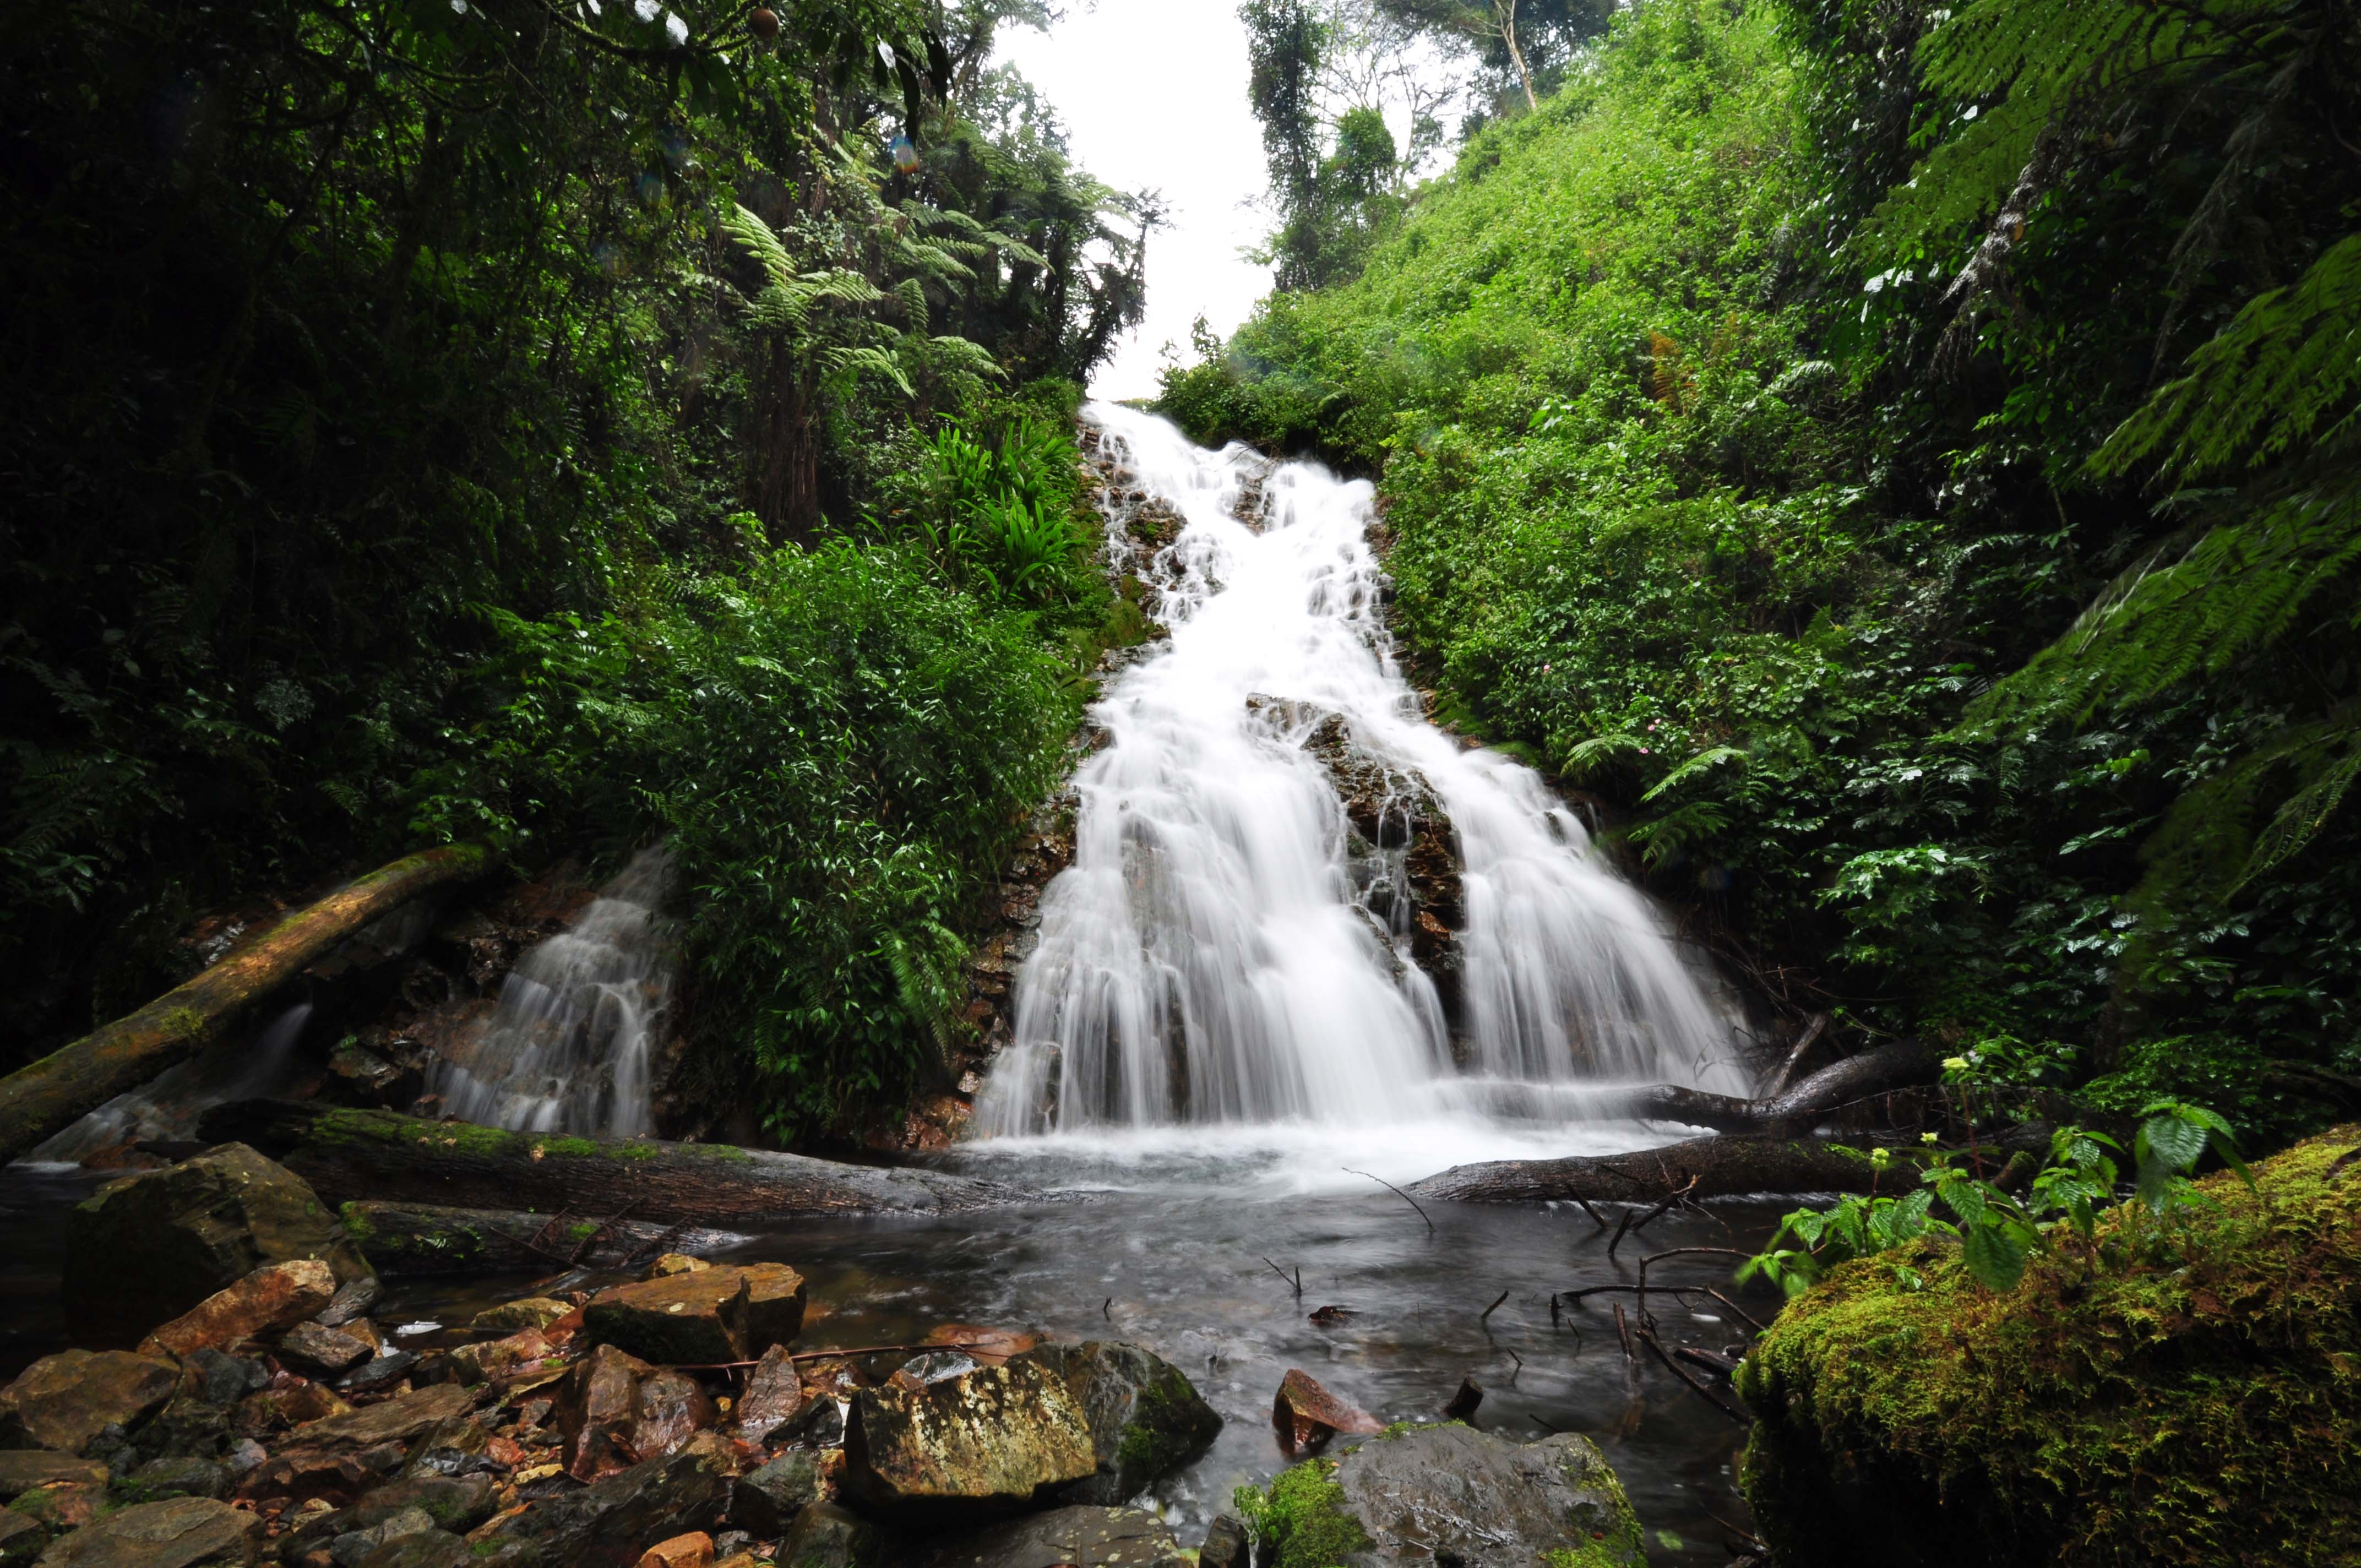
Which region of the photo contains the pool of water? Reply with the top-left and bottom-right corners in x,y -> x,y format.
0,1119 -> 1780,1564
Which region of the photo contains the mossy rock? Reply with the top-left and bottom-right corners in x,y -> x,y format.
1238,1423 -> 1645,1567
1737,1124 -> 2361,1567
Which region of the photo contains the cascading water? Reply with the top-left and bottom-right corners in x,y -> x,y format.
976,405 -> 1749,1140
426,846 -> 673,1136
28,1001 -> 313,1163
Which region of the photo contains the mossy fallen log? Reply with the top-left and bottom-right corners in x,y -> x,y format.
0,843 -> 490,1166
1405,1134 -> 1917,1202
1736,1125 -> 2361,1568
339,1201 -> 749,1276
199,1100 -> 1037,1220
1596,1039 -> 1944,1134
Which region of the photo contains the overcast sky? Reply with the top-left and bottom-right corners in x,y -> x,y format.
995,2 -> 1274,401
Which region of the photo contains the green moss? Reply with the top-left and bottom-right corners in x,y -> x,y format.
689,1142 -> 752,1161
1233,1458 -> 1375,1568
339,1201 -> 375,1244
566,1222 -> 600,1243
613,1142 -> 661,1161
159,1006 -> 206,1039
1739,1125 -> 2361,1567
533,1136 -> 601,1159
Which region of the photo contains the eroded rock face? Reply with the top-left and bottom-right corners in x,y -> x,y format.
1247,1424 -> 1645,1568
842,1357 -> 1097,1519
581,1264 -> 804,1365
0,1350 -> 179,1455
923,1505 -> 1188,1568
64,1144 -> 370,1347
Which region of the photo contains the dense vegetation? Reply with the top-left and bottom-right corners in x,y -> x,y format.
1167,0 -> 2361,1148
0,0 -> 1141,1135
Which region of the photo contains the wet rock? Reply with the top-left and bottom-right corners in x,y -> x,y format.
1020,1342 -> 1222,1505
728,1346 -> 803,1446
582,1264 -> 805,1366
926,1506 -> 1186,1568
1247,1424 -> 1644,1567
402,1414 -> 496,1480
923,1325 -> 1036,1368
323,1045 -> 422,1111
185,1351 -> 272,1409
240,1384 -> 478,1504
0,1351 -> 178,1454
0,1511 -> 40,1565
139,1259 -> 338,1359
32,1496 -> 259,1568
327,1506 -> 437,1568
640,1255 -> 711,1281
727,1450 -> 819,1536
63,1145 -> 369,1347
1271,1369 -> 1384,1457
774,1502 -> 889,1568
4,1476 -> 104,1534
842,1355 -> 1096,1520
316,1277 -> 386,1330
280,1320 -> 376,1377
0,1456 -> 110,1502
353,1533 -> 470,1568
122,1456 -> 229,1501
555,1346 -> 716,1482
632,1533 -> 711,1568
288,1476 -> 499,1554
335,1351 -> 420,1393
1197,1514 -> 1249,1568
448,1330 -> 555,1387
466,1299 -> 570,1335
470,1431 -> 735,1567
222,1441 -> 266,1479
310,1384 -> 477,1450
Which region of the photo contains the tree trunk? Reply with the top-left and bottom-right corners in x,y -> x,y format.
0,845 -> 489,1166
1590,1038 -> 1945,1133
1497,0 -> 1538,111
1406,1134 -> 1926,1204
340,1201 -> 748,1276
755,345 -> 823,543
198,1101 -> 1038,1221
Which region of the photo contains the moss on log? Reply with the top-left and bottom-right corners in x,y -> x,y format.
1736,1125 -> 2361,1567
0,843 -> 489,1164
339,1201 -> 748,1276
200,1101 -> 1036,1220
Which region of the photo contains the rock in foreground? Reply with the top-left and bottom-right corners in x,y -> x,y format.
1236,1423 -> 1645,1567
32,1496 -> 257,1567
1738,1125 -> 2361,1568
63,1144 -> 369,1346
923,1505 -> 1187,1568
0,1350 -> 179,1455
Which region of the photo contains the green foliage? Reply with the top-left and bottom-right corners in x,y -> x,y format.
1164,0 -> 2361,1126
1737,1128 -> 2361,1567
409,542 -> 1079,1136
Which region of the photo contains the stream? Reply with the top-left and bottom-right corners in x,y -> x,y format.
0,405 -> 1783,1562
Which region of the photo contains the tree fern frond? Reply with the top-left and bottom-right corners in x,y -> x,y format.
719,203 -> 796,292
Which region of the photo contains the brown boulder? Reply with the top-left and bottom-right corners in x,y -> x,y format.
138,1259 -> 338,1359
0,1455 -> 109,1502
555,1345 -> 717,1482
63,1144 -> 369,1347
448,1329 -> 556,1387
582,1264 -> 804,1365
1271,1368 -> 1384,1457
276,1320 -> 373,1376
0,1350 -> 178,1453
33,1495 -> 258,1567
466,1298 -> 570,1335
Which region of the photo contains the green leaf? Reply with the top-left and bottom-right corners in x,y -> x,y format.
1961,1219 -> 2028,1293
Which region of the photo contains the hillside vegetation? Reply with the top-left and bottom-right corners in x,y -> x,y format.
1163,0 -> 2361,1145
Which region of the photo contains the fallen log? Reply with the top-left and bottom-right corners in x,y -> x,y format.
340,1201 -> 751,1276
1405,1134 -> 1926,1204
1593,1038 -> 1944,1133
0,844 -> 491,1166
199,1100 -> 1038,1220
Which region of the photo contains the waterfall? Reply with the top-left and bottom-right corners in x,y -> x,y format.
29,1001 -> 313,1163
426,846 -> 673,1136
975,406 -> 1748,1137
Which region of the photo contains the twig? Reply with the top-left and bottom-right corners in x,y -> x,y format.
1689,1286 -> 1770,1337
1480,1289 -> 1511,1324
1702,1506 -> 1765,1548
1612,1303 -> 1634,1363
1638,1329 -> 1749,1425
1262,1257 -> 1303,1298
1345,1167 -> 1435,1233
1504,1347 -> 1522,1384
1571,1194 -> 1611,1232
1613,1177 -> 1699,1262
1102,1297 -> 1113,1321
1607,1208 -> 1637,1259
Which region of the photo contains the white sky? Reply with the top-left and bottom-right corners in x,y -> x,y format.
995,2 -> 1275,401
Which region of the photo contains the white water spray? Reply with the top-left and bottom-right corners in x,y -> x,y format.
29,1000 -> 313,1163
976,406 -> 1748,1140
427,846 -> 673,1136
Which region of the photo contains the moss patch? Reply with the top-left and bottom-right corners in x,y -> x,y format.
1738,1124 -> 2361,1567
1235,1457 -> 1375,1568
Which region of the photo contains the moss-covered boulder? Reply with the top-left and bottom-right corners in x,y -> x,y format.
1237,1423 -> 1646,1567
1737,1125 -> 2361,1567
1022,1341 -> 1223,1505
